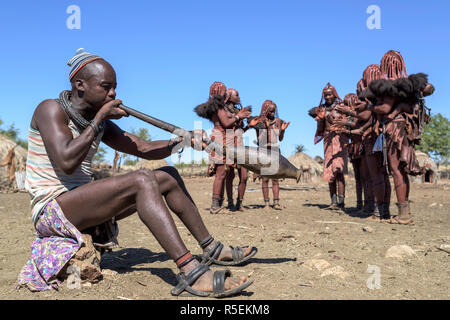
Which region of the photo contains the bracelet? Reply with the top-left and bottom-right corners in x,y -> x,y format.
174,251 -> 194,268
168,137 -> 182,153
89,120 -> 100,136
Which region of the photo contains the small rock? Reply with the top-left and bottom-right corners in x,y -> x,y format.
385,245 -> 417,260
303,259 -> 331,272
320,266 -> 350,279
363,227 -> 374,233
101,269 -> 118,278
428,203 -> 437,207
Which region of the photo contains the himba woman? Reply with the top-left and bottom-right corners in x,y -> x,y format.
249,100 -> 290,210
195,82 -> 251,214
366,50 -> 434,224
313,83 -> 348,210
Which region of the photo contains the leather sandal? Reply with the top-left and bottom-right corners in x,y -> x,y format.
198,241 -> 258,266
171,263 -> 253,298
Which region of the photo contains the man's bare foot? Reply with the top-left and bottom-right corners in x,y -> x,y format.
203,241 -> 253,263
181,260 -> 248,292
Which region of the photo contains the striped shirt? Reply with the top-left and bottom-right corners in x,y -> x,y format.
25,119 -> 103,225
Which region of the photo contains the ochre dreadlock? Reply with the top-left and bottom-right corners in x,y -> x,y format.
209,81 -> 226,98
380,50 -> 408,80
356,79 -> 365,95
357,64 -> 383,93
224,88 -> 239,104
363,64 -> 383,86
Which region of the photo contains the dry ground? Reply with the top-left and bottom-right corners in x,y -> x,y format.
0,176 -> 448,300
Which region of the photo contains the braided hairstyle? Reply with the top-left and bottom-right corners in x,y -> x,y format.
380,50 -> 408,80
209,81 -> 227,98
344,93 -> 359,108
357,64 -> 383,93
195,81 -> 227,120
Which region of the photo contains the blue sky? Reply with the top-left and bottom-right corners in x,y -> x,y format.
0,0 -> 449,164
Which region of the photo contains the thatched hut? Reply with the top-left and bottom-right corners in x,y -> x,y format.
314,155 -> 324,165
134,159 -> 169,171
412,151 -> 439,184
288,153 -> 323,182
0,134 -> 27,187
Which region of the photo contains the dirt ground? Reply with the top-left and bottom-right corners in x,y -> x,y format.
0,176 -> 449,300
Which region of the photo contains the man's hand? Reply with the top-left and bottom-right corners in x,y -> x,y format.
190,129 -> 208,151
96,100 -> 128,122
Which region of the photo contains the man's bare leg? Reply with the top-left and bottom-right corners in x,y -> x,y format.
56,169 -> 248,292
152,167 -> 252,260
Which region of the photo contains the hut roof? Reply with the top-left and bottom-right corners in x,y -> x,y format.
415,151 -> 437,171
121,159 -> 169,172
0,134 -> 27,171
288,153 -> 322,176
136,159 -> 169,170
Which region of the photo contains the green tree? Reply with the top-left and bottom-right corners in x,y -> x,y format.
417,113 -> 450,165
93,146 -> 107,164
129,127 -> 151,162
0,119 -> 28,149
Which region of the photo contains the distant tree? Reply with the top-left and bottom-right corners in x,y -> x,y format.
0,119 -> 28,149
130,127 -> 151,162
123,159 -> 138,166
93,146 -> 107,164
295,144 -> 306,154
417,113 -> 450,165
132,127 -> 151,141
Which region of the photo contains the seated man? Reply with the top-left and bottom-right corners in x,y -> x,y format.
17,48 -> 256,298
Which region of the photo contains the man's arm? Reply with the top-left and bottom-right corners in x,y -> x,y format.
101,120 -> 179,161
33,99 -> 101,175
